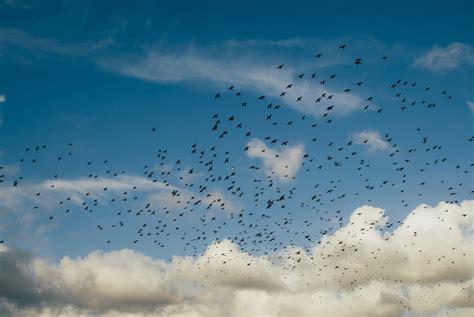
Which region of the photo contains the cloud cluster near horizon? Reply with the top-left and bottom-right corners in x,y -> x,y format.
0,200 -> 472,317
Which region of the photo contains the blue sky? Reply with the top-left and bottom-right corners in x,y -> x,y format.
0,1 -> 473,316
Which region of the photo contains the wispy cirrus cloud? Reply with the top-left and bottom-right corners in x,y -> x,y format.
100,41 -> 366,117
0,0 -> 32,9
467,101 -> 474,113
414,42 -> 474,72
0,94 -> 5,126
0,28 -> 113,58
0,174 -> 240,254
0,28 -> 380,118
0,174 -> 237,213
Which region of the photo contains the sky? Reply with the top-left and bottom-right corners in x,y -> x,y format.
0,0 -> 473,316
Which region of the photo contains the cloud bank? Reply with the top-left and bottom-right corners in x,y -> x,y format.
0,200 -> 472,317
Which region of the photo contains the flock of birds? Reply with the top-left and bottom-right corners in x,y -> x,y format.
0,43 -> 472,296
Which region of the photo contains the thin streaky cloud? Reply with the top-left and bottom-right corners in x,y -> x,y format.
467,101 -> 474,113
104,47 -> 364,117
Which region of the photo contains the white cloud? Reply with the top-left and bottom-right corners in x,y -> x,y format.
467,101 -> 474,113
352,130 -> 390,152
102,46 -> 364,117
0,175 -> 164,210
0,94 -> 5,126
149,188 -> 238,214
414,42 -> 474,72
246,138 -> 305,182
1,31 -> 381,118
0,174 -> 240,259
0,0 -> 32,9
0,174 -> 237,212
0,200 -> 472,316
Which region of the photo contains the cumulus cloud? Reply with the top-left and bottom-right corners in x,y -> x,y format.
414,42 -> 474,72
246,138 -> 305,182
352,130 -> 390,153
0,200 -> 472,316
